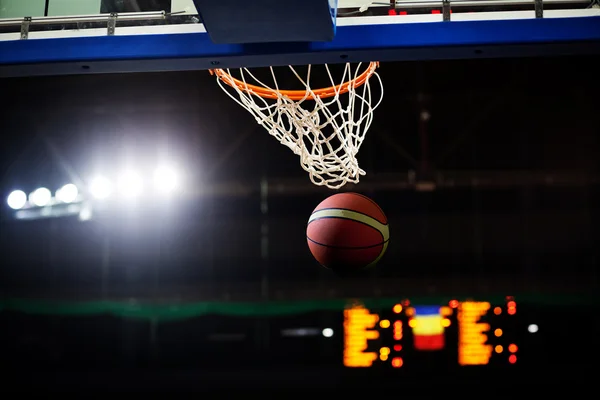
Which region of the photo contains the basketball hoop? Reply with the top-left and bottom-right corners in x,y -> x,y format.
209,62 -> 383,189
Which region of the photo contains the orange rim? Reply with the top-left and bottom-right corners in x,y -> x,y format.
209,62 -> 379,101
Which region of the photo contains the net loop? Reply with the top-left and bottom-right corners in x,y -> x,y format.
210,62 -> 383,189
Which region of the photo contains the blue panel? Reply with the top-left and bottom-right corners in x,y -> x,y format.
193,0 -> 337,44
1,16 -> 599,77
413,306 -> 440,315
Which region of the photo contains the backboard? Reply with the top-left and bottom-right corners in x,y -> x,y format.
0,0 -> 599,77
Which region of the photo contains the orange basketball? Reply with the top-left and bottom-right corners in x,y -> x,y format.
306,192 -> 389,272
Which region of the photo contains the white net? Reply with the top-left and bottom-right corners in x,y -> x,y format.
211,62 -> 383,189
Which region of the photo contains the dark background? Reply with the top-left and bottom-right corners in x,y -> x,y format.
0,54 -> 599,389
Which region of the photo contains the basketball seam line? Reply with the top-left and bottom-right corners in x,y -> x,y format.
310,206 -> 388,225
306,216 -> 390,244
307,236 -> 389,250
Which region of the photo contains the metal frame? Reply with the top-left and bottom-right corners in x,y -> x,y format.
0,11 -> 167,26
0,8 -> 599,77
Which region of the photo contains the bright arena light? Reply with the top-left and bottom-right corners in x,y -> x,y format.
30,187 -> 52,207
322,328 -> 334,338
118,170 -> 143,198
528,324 -> 539,333
7,190 -> 27,210
89,176 -> 112,199
79,206 -> 93,221
56,184 -> 79,204
154,165 -> 180,194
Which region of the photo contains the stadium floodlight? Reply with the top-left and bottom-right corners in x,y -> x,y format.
30,187 -> 52,207
79,205 -> 93,221
89,176 -> 112,200
154,165 -> 180,194
118,170 -> 143,198
56,183 -> 79,204
7,190 -> 27,210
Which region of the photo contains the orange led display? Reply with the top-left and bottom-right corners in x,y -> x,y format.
342,300 -> 515,369
393,321 -> 403,340
343,305 -> 379,367
391,357 -> 403,368
458,302 -> 492,366
507,301 -> 517,315
379,347 -> 390,361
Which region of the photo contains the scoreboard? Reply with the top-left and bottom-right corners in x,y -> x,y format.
343,298 -> 519,368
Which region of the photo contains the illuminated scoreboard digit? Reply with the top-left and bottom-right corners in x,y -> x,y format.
458,301 -> 493,365
457,299 -> 520,366
343,305 -> 380,367
342,301 -> 408,368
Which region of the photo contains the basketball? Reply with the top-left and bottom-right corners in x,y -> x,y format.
307,193 -> 389,272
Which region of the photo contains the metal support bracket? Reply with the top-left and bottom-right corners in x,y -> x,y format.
107,13 -> 117,35
442,0 -> 451,21
534,0 -> 544,18
20,17 -> 32,40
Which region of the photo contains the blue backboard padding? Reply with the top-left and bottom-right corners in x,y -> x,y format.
0,16 -> 599,75
192,0 -> 337,44
413,305 -> 440,315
